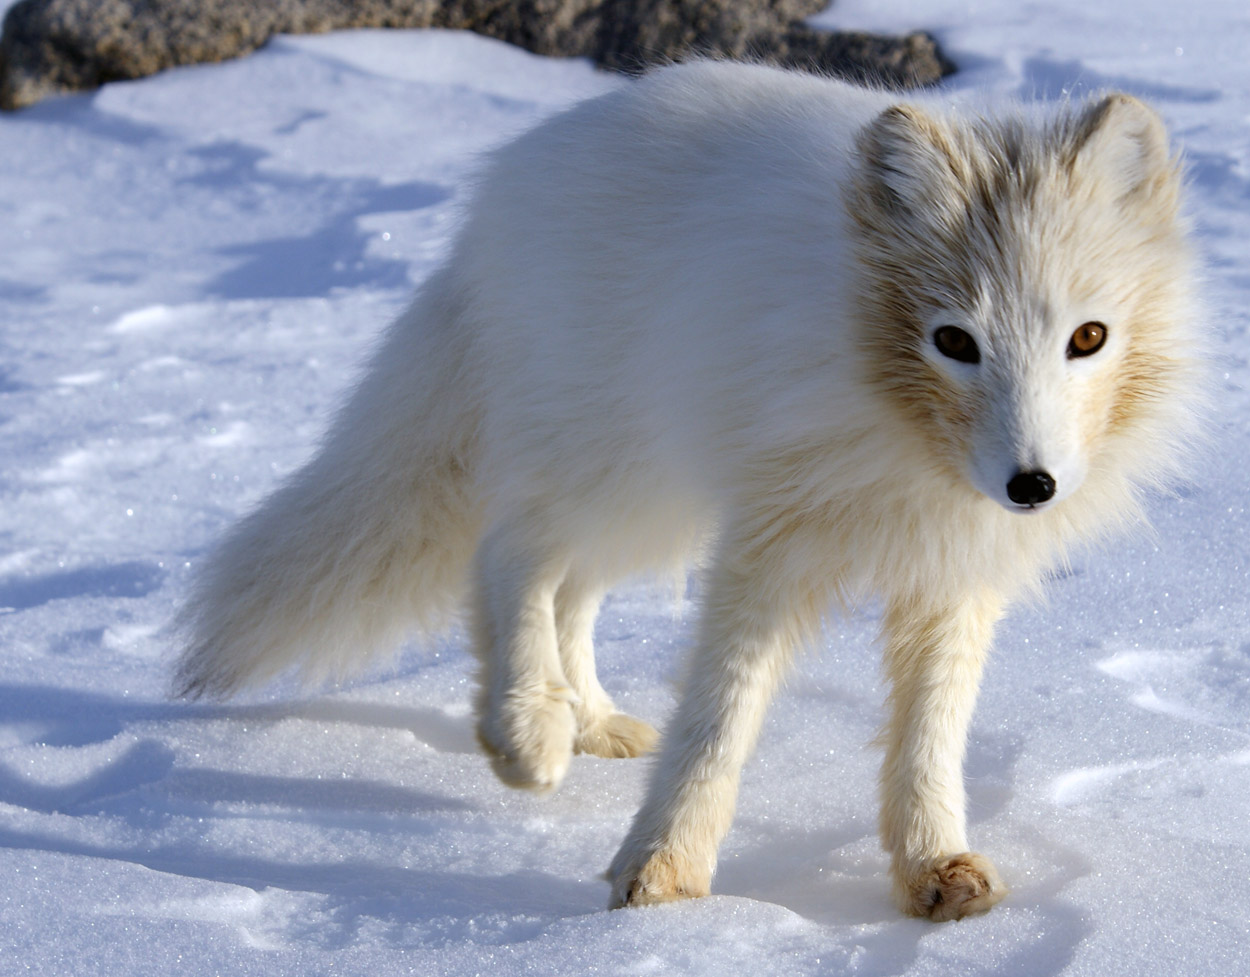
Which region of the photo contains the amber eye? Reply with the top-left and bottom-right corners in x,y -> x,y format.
1068,321 -> 1108,358
933,326 -> 980,364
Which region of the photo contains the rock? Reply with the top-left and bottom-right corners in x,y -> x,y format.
0,0 -> 954,111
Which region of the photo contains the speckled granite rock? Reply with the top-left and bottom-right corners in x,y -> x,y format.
0,0 -> 954,110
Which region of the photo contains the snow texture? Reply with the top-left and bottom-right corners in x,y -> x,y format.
1,2 -> 1248,974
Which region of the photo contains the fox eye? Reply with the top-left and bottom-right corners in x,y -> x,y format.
933,326 -> 980,364
1068,321 -> 1108,358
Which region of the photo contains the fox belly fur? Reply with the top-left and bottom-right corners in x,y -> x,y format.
174,61 -> 1201,920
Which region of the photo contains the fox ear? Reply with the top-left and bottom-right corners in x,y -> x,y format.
1069,94 -> 1175,202
858,104 -> 965,217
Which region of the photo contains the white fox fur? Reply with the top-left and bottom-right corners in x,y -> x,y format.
174,61 -> 1201,920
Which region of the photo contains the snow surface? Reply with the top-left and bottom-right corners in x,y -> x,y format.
2,1 -> 1249,974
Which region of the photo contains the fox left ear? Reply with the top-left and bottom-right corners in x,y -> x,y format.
1069,94 -> 1176,202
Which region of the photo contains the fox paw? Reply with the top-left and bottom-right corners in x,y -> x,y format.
608,847 -> 710,908
476,684 -> 577,792
895,852 -> 1007,921
575,711 -> 659,758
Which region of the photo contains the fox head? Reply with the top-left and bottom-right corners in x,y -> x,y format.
849,93 -> 1199,517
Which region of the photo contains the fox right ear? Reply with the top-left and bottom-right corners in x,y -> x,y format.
857,105 -> 966,217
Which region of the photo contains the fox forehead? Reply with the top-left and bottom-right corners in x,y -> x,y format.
849,97 -> 1188,351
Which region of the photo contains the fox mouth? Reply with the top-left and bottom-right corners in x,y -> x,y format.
1006,499 -> 1052,514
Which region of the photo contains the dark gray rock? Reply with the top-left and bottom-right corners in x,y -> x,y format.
0,0 -> 954,111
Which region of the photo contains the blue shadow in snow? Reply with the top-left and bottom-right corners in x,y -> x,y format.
187,140 -> 449,300
0,364 -> 30,392
0,277 -> 49,306
12,92 -> 168,146
0,682 -> 478,754
0,817 -> 599,940
0,682 -> 597,938
0,738 -> 177,815
0,683 -> 479,819
1017,55 -> 1222,103
0,561 -> 166,612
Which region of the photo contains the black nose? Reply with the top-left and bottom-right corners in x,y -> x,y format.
1006,470 -> 1056,506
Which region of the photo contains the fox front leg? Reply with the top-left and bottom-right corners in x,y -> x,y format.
878,589 -> 1008,920
608,535 -> 819,907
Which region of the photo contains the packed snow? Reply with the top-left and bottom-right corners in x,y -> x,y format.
1,0 -> 1248,973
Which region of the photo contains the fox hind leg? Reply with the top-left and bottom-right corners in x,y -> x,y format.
554,576 -> 658,759
472,518 -> 577,792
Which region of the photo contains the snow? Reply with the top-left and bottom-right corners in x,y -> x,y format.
1,3 -> 1248,974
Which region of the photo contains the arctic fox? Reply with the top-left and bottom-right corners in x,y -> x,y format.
174,61 -> 1200,920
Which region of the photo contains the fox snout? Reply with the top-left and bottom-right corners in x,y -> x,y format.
977,463 -> 1068,514
969,416 -> 1086,514
963,353 -> 1093,514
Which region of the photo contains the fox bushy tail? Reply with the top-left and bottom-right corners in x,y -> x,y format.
174,269 -> 482,698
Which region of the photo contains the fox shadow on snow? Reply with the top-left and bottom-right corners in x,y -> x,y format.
0,681 -> 607,934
